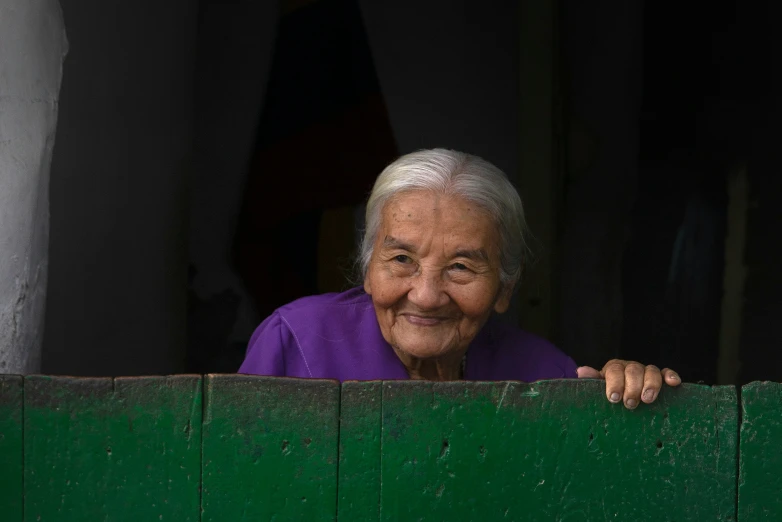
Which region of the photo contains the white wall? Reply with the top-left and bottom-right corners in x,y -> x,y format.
42,0 -> 199,375
0,0 -> 68,374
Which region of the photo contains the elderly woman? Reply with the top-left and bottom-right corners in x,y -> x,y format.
239,149 -> 680,409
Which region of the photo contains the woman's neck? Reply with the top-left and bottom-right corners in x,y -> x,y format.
393,347 -> 466,381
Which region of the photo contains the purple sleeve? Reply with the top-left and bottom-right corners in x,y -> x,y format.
237,311 -> 286,376
562,354 -> 579,379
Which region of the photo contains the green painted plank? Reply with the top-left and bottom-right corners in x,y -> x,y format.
338,381 -> 382,522
381,380 -> 737,522
739,381 -> 782,520
0,375 -> 23,521
202,375 -> 340,522
24,375 -> 202,522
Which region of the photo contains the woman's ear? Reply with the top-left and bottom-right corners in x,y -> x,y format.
363,276 -> 372,295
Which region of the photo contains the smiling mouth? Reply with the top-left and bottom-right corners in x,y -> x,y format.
401,314 -> 448,326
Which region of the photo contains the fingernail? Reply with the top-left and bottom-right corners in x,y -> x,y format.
626,399 -> 638,409
643,389 -> 654,402
669,373 -> 680,381
610,393 -> 620,403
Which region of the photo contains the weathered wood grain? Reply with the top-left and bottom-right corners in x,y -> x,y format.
380,379 -> 737,522
738,381 -> 782,520
0,375 -> 23,522
13,374 -> 747,520
338,381 -> 382,522
201,375 -> 340,522
24,375 -> 202,522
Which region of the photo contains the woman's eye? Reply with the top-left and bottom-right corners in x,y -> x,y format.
394,255 -> 411,264
451,263 -> 468,271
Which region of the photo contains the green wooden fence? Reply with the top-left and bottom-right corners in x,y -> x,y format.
0,374 -> 778,521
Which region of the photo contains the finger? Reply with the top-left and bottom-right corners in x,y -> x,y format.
576,366 -> 602,379
662,368 -> 682,387
622,362 -> 646,409
602,360 -> 626,404
642,365 -> 663,403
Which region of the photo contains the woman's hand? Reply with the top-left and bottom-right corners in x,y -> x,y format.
576,360 -> 681,409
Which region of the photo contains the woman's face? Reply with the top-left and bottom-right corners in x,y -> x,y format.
364,191 -> 512,361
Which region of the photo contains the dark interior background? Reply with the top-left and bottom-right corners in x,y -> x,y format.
41,0 -> 782,385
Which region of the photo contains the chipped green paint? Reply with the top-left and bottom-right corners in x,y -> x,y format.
739,381 -> 782,521
6,375 -> 756,520
380,380 -> 737,522
0,375 -> 23,522
338,381 -> 382,522
201,375 -> 340,522
23,375 -> 202,522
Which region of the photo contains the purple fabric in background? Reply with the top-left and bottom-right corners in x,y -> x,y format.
238,287 -> 578,382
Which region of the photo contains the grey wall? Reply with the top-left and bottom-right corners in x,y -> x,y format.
42,0 -> 199,375
0,0 -> 67,374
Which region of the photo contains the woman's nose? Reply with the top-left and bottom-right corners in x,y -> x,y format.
407,270 -> 448,310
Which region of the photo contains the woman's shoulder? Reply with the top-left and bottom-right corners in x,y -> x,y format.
472,317 -> 578,381
239,287 -> 386,380
276,286 -> 372,317
268,287 -> 375,342
254,286 -> 375,349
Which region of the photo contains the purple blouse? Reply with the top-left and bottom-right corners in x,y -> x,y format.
238,287 -> 578,382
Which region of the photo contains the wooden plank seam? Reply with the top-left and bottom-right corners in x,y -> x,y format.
9,376 -> 782,520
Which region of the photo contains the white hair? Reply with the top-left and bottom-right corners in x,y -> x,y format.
359,148 -> 529,288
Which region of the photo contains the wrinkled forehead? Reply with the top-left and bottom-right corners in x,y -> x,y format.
376,191 -> 501,252
380,190 -> 495,224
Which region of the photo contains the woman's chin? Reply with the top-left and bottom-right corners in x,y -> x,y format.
387,323 -> 464,360
394,340 -> 460,361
